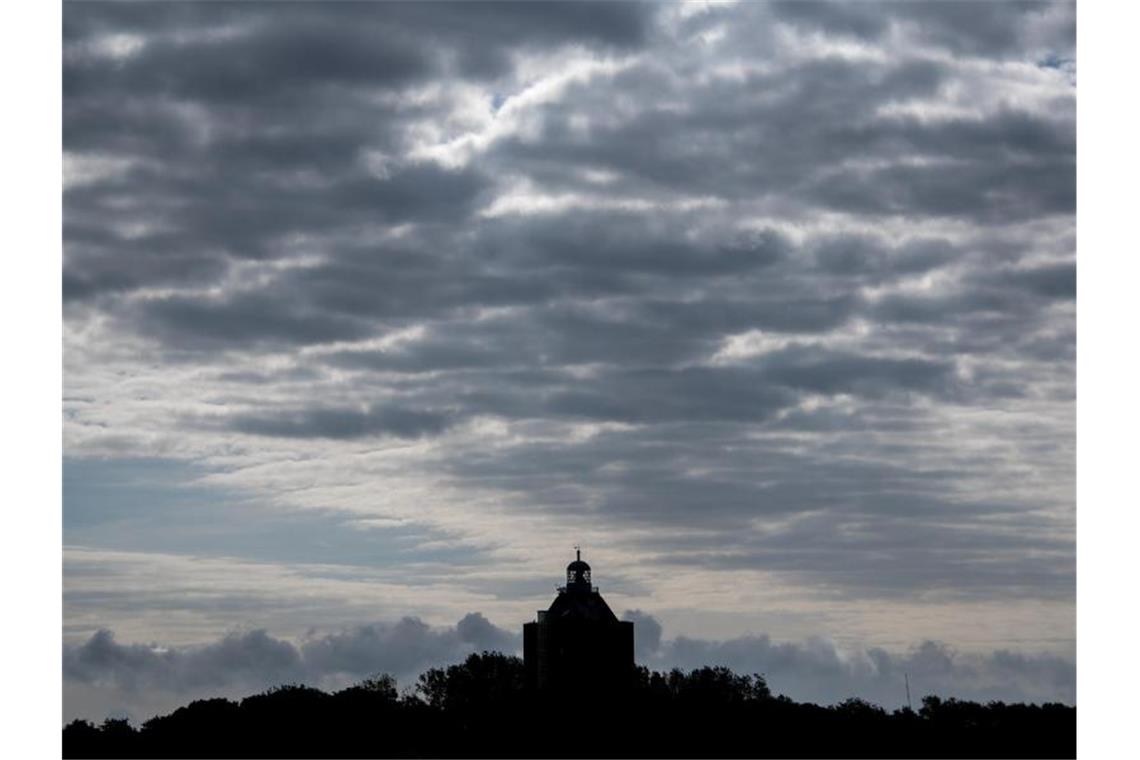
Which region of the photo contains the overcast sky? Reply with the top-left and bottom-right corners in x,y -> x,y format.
62,0 -> 1075,722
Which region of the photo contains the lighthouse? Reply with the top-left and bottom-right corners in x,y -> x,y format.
523,549 -> 635,693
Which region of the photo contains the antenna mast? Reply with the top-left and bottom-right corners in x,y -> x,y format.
905,672 -> 912,711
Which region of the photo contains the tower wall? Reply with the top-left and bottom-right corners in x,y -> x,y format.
523,617 -> 634,692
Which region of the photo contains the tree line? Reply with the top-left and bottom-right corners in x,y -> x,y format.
64,651 -> 1075,758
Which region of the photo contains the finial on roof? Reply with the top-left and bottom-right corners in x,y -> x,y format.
575,544 -> 581,561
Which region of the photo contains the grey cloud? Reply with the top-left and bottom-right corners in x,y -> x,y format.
65,613 -> 522,710
226,405 -> 458,440
768,404 -> 922,434
769,0 -> 892,42
326,342 -> 517,375
65,18 -> 435,104
808,155 -> 1074,222
487,52 -> 1071,221
753,345 -> 957,398
299,616 -> 518,681
636,294 -> 861,336
976,262 -> 1076,300
648,522 -> 1074,601
456,612 -> 521,654
811,236 -> 957,278
66,161 -> 490,305
659,628 -> 1074,707
62,249 -> 229,303
319,292 -> 853,377
893,1 -> 1075,59
320,343 -> 956,432
545,367 -> 796,424
485,216 -> 791,278
771,1 -> 1075,59
64,629 -> 305,695
419,0 -> 657,56
219,364 -> 802,437
64,2 -> 657,97
622,609 -> 663,662
870,268 -> 1074,338
319,364 -> 799,428
131,294 -> 375,350
608,611 -> 1075,707
64,615 -> 1073,725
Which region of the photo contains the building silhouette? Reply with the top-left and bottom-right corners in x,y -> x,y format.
523,549 -> 634,693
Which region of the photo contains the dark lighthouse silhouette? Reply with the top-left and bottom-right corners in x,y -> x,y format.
523,548 -> 634,693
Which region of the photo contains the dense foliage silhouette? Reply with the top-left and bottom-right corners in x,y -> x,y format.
63,651 -> 1075,758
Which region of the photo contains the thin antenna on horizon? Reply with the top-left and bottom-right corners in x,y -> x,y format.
905,672 -> 912,711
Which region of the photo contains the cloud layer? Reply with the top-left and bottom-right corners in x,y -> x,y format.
64,611 -> 1074,724
63,0 -> 1076,717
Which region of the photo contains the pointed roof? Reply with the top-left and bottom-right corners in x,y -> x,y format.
546,586 -> 620,624
544,548 -> 620,623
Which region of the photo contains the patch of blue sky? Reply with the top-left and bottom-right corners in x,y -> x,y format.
63,457 -> 487,570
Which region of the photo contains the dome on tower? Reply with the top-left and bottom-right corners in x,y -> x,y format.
546,548 -> 619,623
565,548 -> 591,590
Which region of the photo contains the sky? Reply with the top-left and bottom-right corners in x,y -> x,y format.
62,0 -> 1076,722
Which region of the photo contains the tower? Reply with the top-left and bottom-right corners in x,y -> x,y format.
523,549 -> 635,693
